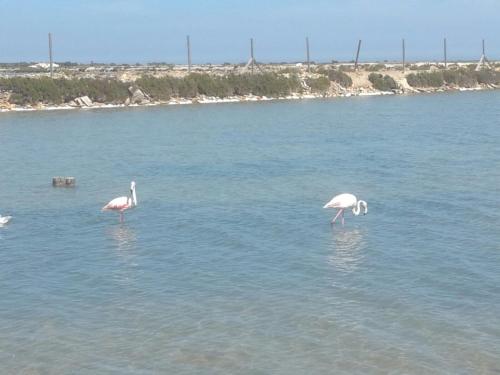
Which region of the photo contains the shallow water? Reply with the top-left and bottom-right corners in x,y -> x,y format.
1,92 -> 499,374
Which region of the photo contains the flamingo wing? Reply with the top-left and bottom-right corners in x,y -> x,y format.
323,193 -> 357,209
102,196 -> 129,211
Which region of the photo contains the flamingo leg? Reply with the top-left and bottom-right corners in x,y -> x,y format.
341,210 -> 345,226
119,212 -> 124,223
331,209 -> 344,224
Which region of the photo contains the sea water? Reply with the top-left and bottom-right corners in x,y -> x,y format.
0,92 -> 499,374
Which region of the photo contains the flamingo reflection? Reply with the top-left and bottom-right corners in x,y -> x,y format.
327,229 -> 366,273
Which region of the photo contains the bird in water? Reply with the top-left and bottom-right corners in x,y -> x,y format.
323,193 -> 367,226
102,181 -> 137,222
0,215 -> 12,226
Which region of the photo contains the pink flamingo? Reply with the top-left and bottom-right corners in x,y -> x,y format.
102,181 -> 137,222
323,193 -> 367,226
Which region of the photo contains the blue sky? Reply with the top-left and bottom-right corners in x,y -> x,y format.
0,0 -> 498,63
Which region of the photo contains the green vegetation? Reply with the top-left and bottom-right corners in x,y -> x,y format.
306,76 -> 330,93
442,70 -> 476,87
136,73 -> 303,100
0,73 -> 303,105
368,73 -> 398,91
409,64 -> 432,71
327,70 -> 353,87
364,63 -> 386,72
406,72 -> 444,87
406,69 -> 500,88
314,66 -> 328,75
0,77 -> 129,105
475,70 -> 500,85
279,67 -> 300,74
339,65 -> 355,72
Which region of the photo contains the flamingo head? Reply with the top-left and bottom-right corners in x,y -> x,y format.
360,200 -> 368,215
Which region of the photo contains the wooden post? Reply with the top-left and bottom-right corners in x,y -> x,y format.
444,38 -> 447,69
402,38 -> 406,73
187,35 -> 191,73
481,39 -> 486,70
306,37 -> 310,73
48,33 -> 53,78
250,38 -> 254,74
354,39 -> 362,70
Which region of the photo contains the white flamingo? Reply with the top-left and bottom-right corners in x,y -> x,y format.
323,193 -> 367,226
0,215 -> 12,226
102,181 -> 137,222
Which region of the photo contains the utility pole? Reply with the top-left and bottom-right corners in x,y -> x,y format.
443,38 -> 447,69
48,32 -> 53,78
306,36 -> 310,72
243,38 -> 261,73
354,39 -> 362,70
186,35 -> 192,73
250,38 -> 254,74
402,38 -> 406,73
476,38 -> 491,71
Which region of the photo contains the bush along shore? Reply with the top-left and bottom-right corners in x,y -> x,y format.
1,66 -> 500,112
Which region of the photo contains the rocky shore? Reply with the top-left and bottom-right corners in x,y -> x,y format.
1,85 -> 497,114
1,62 -> 499,113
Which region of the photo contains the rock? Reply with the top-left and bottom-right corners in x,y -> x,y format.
128,86 -> 150,104
52,176 -> 76,187
68,100 -> 77,107
124,97 -> 131,106
74,96 -> 93,107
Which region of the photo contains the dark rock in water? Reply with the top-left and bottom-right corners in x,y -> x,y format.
52,177 -> 76,187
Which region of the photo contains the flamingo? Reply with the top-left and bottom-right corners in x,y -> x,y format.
0,215 -> 12,226
102,181 -> 137,222
323,193 -> 367,226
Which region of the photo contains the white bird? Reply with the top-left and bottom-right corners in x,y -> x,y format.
102,181 -> 137,222
0,215 -> 12,226
323,193 -> 367,226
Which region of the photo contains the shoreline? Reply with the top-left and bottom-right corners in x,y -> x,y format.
0,86 -> 496,114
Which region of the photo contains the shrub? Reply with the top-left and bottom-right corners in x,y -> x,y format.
306,76 -> 330,93
279,67 -> 300,74
327,70 -> 353,87
442,69 -> 476,87
368,73 -> 398,91
406,72 -> 444,87
0,73 -> 307,105
475,70 -> 500,85
409,64 -> 431,71
365,63 -> 386,72
339,65 -> 354,72
315,66 -> 328,75
0,77 -> 129,105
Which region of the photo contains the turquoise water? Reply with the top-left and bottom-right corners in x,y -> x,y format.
1,92 -> 499,374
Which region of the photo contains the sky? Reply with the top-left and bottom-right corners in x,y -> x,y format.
0,0 -> 498,64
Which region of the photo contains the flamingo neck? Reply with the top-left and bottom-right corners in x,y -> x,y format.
352,201 -> 361,216
352,200 -> 367,216
131,187 -> 137,206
